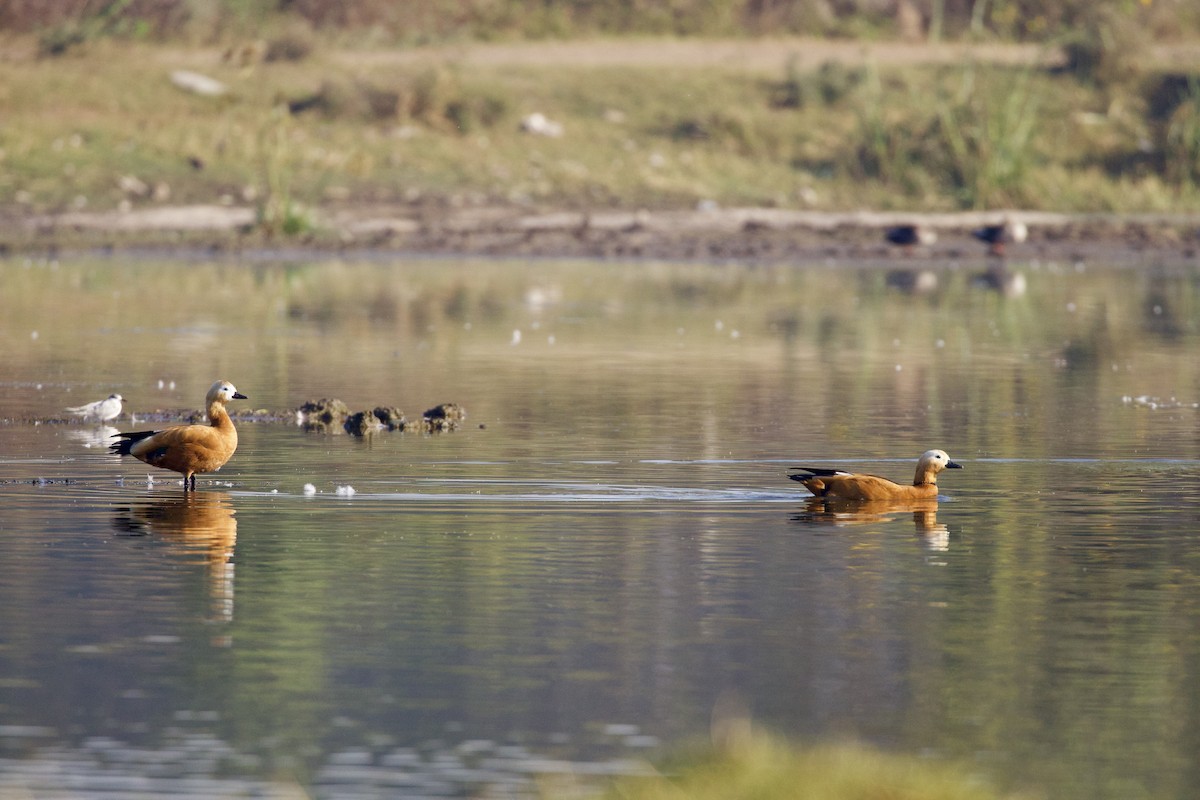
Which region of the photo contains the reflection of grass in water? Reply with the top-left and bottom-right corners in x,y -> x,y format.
6,257 -> 1195,361
599,733 -> 1027,800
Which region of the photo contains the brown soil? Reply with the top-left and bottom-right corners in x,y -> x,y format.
6,201 -> 1200,263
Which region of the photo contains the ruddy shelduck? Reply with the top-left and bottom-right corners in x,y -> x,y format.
110,380 -> 247,491
789,449 -> 963,501
66,393 -> 123,422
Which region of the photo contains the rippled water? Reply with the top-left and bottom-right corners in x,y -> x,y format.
2,254 -> 1200,798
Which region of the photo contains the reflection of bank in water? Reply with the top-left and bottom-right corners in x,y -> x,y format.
791,497 -> 950,551
112,493 -> 238,632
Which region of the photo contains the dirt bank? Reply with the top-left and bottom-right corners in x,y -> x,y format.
6,202 -> 1200,263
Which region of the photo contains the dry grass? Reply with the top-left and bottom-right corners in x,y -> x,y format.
2,36 -> 1200,229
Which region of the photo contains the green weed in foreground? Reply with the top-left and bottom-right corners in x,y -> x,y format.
601,734 -> 1033,800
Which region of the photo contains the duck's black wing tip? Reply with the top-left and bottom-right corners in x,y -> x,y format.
109,429 -> 157,456
789,466 -> 842,478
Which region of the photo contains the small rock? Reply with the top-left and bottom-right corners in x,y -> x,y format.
424,403 -> 466,422
344,410 -> 383,436
372,406 -> 406,430
298,398 -> 350,433
520,112 -> 564,137
117,175 -> 149,197
169,70 -> 228,97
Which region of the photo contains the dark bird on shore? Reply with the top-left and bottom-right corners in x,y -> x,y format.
973,217 -> 1027,256
885,224 -> 937,252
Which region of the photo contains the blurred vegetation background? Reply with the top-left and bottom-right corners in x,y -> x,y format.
3,0 -> 1197,45
3,0 -> 1200,229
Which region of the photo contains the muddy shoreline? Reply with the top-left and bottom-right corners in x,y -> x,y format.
5,203 -> 1200,263
12,401 -> 468,435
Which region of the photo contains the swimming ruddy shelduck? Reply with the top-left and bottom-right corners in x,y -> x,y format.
110,380 -> 247,491
66,393 -> 123,422
789,449 -> 963,501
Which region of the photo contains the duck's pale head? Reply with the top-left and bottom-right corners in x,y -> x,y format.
208,380 -> 248,405
919,449 -> 963,474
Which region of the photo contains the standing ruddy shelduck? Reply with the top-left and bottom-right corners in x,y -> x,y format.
789,449 -> 962,501
110,380 -> 247,491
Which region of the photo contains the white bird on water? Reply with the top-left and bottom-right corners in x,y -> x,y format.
66,393 -> 123,422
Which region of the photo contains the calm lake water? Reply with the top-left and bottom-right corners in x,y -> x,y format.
2,252 -> 1200,798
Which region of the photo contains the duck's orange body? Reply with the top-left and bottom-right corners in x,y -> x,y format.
111,380 -> 247,490
789,449 -> 962,501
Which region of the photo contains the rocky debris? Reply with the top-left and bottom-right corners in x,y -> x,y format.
297,397 -> 351,433
291,398 -> 465,436
10,403 -> 468,430
372,406 -> 407,430
423,403 -> 466,432
344,410 -> 384,436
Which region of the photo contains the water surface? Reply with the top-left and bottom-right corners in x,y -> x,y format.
2,254 -> 1200,798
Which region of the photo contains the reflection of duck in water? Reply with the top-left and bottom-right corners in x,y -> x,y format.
792,496 -> 950,549
788,449 -> 962,501
885,268 -> 939,295
972,265 -> 1027,298
110,380 -> 246,491
112,492 -> 238,628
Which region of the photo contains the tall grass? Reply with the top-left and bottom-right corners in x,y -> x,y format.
256,109 -> 313,237
600,733 -> 1032,800
847,62 -> 1042,208
1164,78 -> 1200,186
932,63 -> 1042,208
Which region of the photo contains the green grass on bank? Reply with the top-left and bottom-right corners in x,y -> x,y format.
593,733 -> 1036,800
2,36 -> 1200,228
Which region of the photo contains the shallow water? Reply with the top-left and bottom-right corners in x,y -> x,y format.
2,253 -> 1200,798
